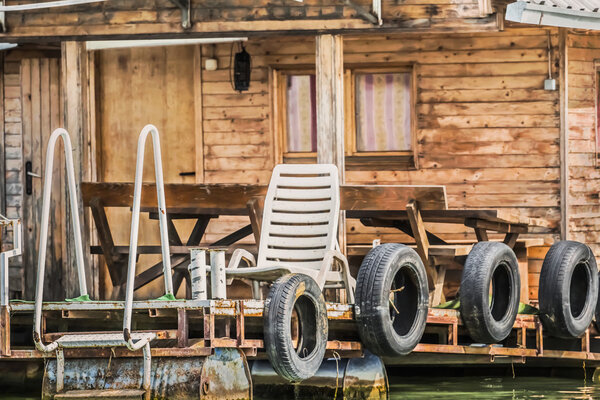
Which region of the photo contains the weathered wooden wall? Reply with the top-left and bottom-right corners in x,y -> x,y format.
95,45 -> 198,298
0,0 -> 495,39
566,33 -> 600,259
20,58 -> 65,301
191,29 -> 561,247
3,57 -> 22,298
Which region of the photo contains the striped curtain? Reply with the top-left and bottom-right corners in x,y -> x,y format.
355,73 -> 412,152
286,75 -> 317,153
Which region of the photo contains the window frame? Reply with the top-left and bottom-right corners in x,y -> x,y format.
275,68 -> 318,163
345,65 -> 418,170
273,64 -> 418,169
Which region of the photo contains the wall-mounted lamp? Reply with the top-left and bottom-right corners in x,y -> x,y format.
233,45 -> 251,92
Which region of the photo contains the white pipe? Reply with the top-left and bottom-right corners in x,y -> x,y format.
189,249 -> 208,300
86,37 -> 248,51
0,0 -> 106,12
0,219 -> 21,307
123,124 -> 173,350
210,250 -> 227,299
34,128 -> 87,352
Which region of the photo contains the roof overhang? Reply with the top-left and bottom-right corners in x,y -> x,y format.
506,1 -> 600,30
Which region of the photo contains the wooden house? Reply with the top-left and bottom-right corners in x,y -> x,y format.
0,0 -> 596,304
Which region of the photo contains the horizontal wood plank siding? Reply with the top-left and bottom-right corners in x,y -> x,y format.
0,0 -> 496,39
200,29 -> 561,245
566,33 -> 600,259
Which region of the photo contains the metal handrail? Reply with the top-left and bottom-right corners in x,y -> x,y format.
123,124 -> 173,350
0,218 -> 22,307
33,128 -> 88,352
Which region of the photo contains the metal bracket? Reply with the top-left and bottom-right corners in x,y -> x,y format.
169,0 -> 191,29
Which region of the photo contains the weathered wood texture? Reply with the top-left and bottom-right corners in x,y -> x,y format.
2,57 -> 24,299
0,0 -> 496,39
565,33 -> 600,259
95,45 -> 197,299
87,28 -> 568,297
20,58 -> 64,300
196,29 -> 560,246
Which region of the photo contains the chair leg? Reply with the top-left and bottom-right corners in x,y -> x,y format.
251,281 -> 261,300
339,257 -> 355,304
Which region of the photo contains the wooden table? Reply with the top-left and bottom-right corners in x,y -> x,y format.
82,183 -> 447,294
81,182 -> 532,303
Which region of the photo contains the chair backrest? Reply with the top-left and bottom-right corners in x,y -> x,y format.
257,164 -> 340,270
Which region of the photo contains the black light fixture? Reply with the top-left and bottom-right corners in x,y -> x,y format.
233,44 -> 251,92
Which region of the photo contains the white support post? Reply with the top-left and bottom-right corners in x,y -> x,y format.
209,249 -> 227,299
189,249 -> 207,300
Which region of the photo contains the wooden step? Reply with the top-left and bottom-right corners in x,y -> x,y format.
54,389 -> 145,400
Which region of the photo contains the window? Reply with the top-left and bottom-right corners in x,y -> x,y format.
275,66 -> 416,168
354,72 -> 412,152
285,74 -> 317,153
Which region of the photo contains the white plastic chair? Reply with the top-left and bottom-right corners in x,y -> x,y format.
225,164 -> 355,303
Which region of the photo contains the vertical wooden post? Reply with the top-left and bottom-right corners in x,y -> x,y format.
316,34 -> 346,265
0,54 -> 5,220
316,34 -> 344,177
559,28 -> 569,241
61,41 -> 95,299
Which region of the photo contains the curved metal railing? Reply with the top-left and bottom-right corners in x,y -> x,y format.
33,128 -> 87,352
123,124 -> 173,350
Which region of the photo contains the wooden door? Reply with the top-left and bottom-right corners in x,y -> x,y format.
95,46 -> 197,299
21,58 -> 64,300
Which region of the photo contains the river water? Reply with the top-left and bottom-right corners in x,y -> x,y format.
389,376 -> 600,399
2,376 -> 599,399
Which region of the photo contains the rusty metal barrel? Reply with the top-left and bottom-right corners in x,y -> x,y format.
251,351 -> 388,399
41,348 -> 251,400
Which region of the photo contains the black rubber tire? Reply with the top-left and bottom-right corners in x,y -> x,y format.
595,271 -> 600,332
460,241 -> 520,344
263,273 -> 328,382
355,243 -> 429,357
539,241 -> 598,339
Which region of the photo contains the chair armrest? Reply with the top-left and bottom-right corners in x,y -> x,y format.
227,248 -> 256,270
325,249 -> 348,265
226,248 -> 256,285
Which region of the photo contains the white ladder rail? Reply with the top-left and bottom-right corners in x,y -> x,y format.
123,124 -> 173,350
0,218 -> 22,307
33,128 -> 88,352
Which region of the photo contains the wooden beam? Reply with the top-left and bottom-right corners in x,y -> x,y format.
316,34 -> 344,175
0,53 -> 5,218
474,228 -> 488,242
316,34 -> 345,265
477,0 -> 493,16
464,218 -> 528,234
61,41 -> 94,298
559,28 -> 568,241
89,198 -> 126,286
503,232 -> 520,248
1,306 -> 9,356
80,182 -> 447,211
406,200 -> 436,293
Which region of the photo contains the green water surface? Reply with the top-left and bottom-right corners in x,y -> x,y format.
389,376 -> 600,399
2,376 -> 599,399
